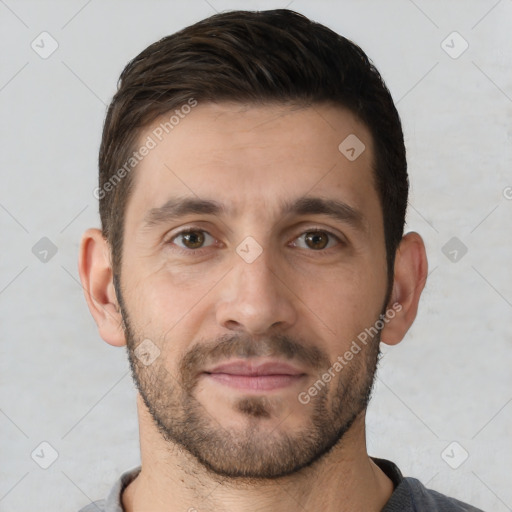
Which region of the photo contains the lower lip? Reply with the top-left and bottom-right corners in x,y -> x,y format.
204,373 -> 305,391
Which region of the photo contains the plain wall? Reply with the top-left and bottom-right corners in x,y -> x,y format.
1,0 -> 511,510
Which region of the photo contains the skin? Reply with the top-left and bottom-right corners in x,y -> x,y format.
79,102 -> 428,512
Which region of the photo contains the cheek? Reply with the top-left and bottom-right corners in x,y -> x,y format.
301,264 -> 377,314
296,265 -> 386,356
122,262 -> 227,354
128,258 -> 221,308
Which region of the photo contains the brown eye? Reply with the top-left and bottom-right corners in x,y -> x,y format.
293,230 -> 340,251
170,229 -> 215,250
181,231 -> 205,249
306,231 -> 329,249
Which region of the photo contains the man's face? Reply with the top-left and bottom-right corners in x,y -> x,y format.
117,102 -> 390,478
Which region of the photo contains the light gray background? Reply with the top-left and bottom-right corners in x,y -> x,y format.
1,0 -> 511,510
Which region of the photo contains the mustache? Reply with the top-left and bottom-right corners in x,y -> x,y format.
178,332 -> 331,389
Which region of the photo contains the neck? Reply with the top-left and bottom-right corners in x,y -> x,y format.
123,395 -> 394,512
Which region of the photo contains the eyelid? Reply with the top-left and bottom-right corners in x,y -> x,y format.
289,228 -> 344,250
165,226 -> 217,249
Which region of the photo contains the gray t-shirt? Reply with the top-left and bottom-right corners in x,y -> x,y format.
77,457 -> 485,511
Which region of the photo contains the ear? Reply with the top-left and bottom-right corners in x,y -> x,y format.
380,231 -> 428,346
78,228 -> 126,347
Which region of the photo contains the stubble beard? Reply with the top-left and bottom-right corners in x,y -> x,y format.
116,281 -> 382,480
126,334 -> 381,479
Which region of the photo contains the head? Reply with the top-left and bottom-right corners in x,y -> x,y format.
80,9 -> 427,479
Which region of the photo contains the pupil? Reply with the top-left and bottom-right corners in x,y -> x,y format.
184,231 -> 204,248
306,232 -> 327,249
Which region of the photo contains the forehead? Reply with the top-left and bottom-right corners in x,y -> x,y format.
124,102 -> 380,232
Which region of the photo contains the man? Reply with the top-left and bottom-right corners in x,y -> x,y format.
77,9 -> 484,512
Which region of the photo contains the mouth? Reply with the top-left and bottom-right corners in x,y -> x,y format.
202,359 -> 307,391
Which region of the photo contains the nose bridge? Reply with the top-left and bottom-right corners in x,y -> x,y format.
216,240 -> 297,334
238,245 -> 279,295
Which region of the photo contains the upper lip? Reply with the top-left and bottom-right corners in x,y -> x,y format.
204,359 -> 305,376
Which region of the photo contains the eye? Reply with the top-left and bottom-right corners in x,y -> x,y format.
291,229 -> 341,250
169,229 -> 216,250
166,227 -> 342,254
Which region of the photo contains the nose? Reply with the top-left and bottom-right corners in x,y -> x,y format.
215,247 -> 298,335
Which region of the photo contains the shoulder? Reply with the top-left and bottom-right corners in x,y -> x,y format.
372,457 -> 485,512
76,465 -> 141,512
386,476 -> 486,512
77,499 -> 107,512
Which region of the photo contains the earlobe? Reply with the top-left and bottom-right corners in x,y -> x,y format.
380,231 -> 428,346
78,228 -> 127,347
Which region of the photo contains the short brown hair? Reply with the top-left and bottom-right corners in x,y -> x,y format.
99,9 -> 407,299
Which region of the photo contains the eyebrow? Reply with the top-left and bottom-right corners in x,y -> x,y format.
142,195 -> 368,234
142,197 -> 226,229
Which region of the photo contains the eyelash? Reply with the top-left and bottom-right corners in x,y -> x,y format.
165,226 -> 344,256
